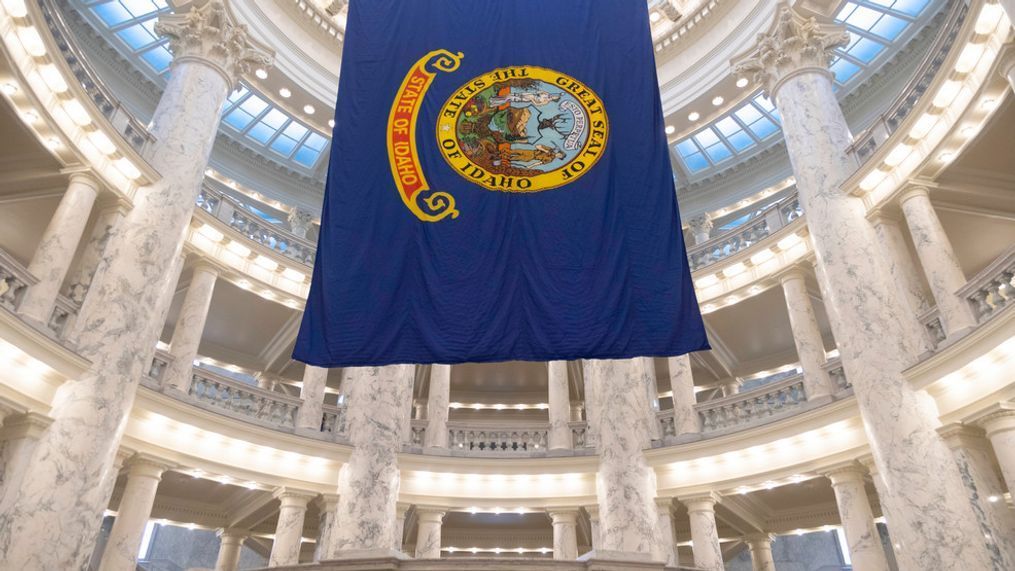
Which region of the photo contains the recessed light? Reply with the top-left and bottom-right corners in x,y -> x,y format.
665,125 -> 675,135
688,112 -> 700,121
650,11 -> 661,23
255,68 -> 268,80
712,96 -> 725,106
736,77 -> 749,88
45,137 -> 61,150
328,119 -> 335,128
1,82 -> 18,95
21,110 -> 39,123
303,105 -> 315,114
279,88 -> 291,98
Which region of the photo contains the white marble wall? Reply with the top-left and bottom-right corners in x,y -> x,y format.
779,269 -> 835,399
424,365 -> 450,449
666,355 -> 700,436
98,456 -> 169,571
414,509 -> 445,559
214,529 -> 247,571
684,494 -> 723,571
329,365 -> 415,557
165,263 -> 218,392
297,366 -> 329,430
0,3 -> 272,564
18,173 -> 100,324
583,359 -> 659,556
826,466 -> 890,571
899,187 -> 977,336
549,510 -> 579,560
547,361 -> 571,450
734,6 -> 995,568
745,534 -> 776,571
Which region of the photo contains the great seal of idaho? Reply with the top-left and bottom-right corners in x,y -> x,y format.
436,66 -> 609,193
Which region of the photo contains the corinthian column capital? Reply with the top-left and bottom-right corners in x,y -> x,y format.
732,2 -> 849,99
155,0 -> 274,88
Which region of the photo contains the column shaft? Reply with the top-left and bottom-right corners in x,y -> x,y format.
164,264 -> 218,392
268,491 -> 312,566
684,495 -> 723,571
98,457 -> 169,571
414,509 -> 445,559
18,173 -> 100,324
979,412 -> 1015,508
296,366 -> 329,430
424,365 -> 450,448
745,534 -> 776,571
639,357 -> 661,440
330,365 -> 415,556
780,270 -> 835,399
214,530 -> 247,571
66,202 -> 127,304
547,361 -> 572,450
313,495 -> 340,562
733,7 -> 993,568
827,469 -> 890,571
549,511 -> 579,560
871,215 -> 935,353
584,359 -> 658,556
393,503 -> 409,552
899,187 -> 976,336
0,5 -> 272,566
667,355 -> 700,435
652,500 -> 677,567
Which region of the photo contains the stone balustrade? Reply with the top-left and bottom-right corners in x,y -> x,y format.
958,244 -> 1014,324
918,308 -> 947,347
40,0 -> 156,155
321,403 -> 348,437
447,422 -> 549,455
696,375 -> 807,433
0,249 -> 79,338
687,192 -> 801,271
187,369 -> 302,428
847,0 -> 966,163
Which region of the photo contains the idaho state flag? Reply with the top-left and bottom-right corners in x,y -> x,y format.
293,0 -> 709,367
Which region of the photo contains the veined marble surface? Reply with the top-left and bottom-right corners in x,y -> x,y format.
297,365 -> 329,430
826,468 -> 890,571
329,365 -> 415,556
314,495 -> 340,562
165,263 -> 218,392
18,174 -> 99,324
414,509 -> 445,559
779,270 -> 834,399
424,365 -> 450,449
269,490 -> 313,566
547,361 -> 571,450
871,215 -> 935,354
67,203 -> 126,305
775,65 -> 994,571
98,457 -> 168,571
683,496 -> 723,571
583,359 -> 659,558
666,355 -> 699,436
549,511 -> 579,560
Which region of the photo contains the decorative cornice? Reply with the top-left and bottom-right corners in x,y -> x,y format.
732,1 -> 849,99
155,0 -> 274,90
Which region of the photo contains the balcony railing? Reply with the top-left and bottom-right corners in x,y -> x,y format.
687,193 -> 802,271
0,249 -> 80,338
959,245 -> 1014,325
448,422 -> 549,455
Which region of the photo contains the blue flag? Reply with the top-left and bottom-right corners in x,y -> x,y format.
294,0 -> 709,366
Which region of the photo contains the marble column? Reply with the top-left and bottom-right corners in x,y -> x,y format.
0,413 -> 53,508
870,213 -> 935,354
268,489 -> 314,566
548,361 -> 572,450
150,253 -> 186,344
0,5 -> 272,567
98,455 -> 171,571
779,268 -> 836,399
1002,45 -> 1015,91
977,408 -> 1015,504
424,364 -> 450,449
719,379 -> 741,397
688,215 -> 714,245
733,5 -> 994,568
583,359 -> 659,557
214,529 -> 248,571
652,498 -> 677,567
683,493 -> 723,571
584,505 -> 601,550
667,355 -> 700,436
313,494 -> 340,562
639,357 -> 662,441
745,534 -> 776,571
414,508 -> 445,559
825,465 -> 890,571
296,365 -> 329,430
164,263 -> 218,392
329,365 -> 416,558
18,172 -> 100,325
393,502 -> 410,552
549,510 -> 579,560
898,186 -> 977,337
938,423 -> 1015,569
66,199 -> 128,305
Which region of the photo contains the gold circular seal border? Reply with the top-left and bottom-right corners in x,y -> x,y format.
436,66 -> 609,193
